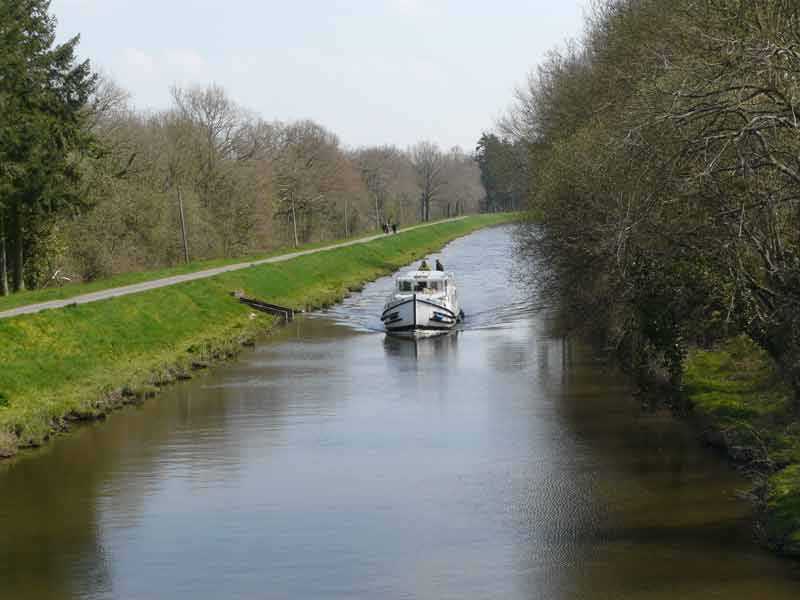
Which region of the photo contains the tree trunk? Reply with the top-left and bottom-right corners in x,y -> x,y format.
11,203 -> 24,292
0,210 -> 9,297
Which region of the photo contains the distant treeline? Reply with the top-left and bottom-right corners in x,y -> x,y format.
497,0 -> 800,398
0,1 -> 484,295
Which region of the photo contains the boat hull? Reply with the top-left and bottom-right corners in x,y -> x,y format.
381,295 -> 459,335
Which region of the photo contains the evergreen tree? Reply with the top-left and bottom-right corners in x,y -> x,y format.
475,133 -> 527,212
0,0 -> 96,293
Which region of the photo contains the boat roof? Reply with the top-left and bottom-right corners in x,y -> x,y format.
400,270 -> 454,280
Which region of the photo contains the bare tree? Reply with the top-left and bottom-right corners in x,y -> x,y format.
11,78 -> 481,287
274,121 -> 348,246
355,146 -> 405,229
440,147 -> 484,217
410,141 -> 445,221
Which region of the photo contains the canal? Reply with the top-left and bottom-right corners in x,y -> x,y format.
1,225 -> 799,598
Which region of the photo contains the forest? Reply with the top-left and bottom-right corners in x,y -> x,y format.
0,0 -> 485,296
497,0 -> 800,403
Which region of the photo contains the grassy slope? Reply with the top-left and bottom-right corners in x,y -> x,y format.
0,220 -> 460,313
0,214 -> 515,457
684,336 -> 800,556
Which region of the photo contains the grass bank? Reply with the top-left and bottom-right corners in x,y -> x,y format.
0,213 -> 516,458
683,336 -> 800,556
0,218 -> 462,314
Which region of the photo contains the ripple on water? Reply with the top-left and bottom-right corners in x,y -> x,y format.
311,224 -> 542,334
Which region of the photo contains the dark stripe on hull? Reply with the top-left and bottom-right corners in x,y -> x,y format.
415,298 -> 457,319
380,297 -> 413,321
385,324 -> 454,333
381,298 -> 457,321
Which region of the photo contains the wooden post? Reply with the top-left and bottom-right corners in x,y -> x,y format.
11,203 -> 24,292
0,210 -> 8,296
291,196 -> 299,248
345,196 -> 350,238
178,187 -> 190,264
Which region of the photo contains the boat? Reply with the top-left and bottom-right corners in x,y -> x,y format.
381,269 -> 462,335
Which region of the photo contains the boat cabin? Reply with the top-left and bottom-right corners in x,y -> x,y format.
396,271 -> 451,295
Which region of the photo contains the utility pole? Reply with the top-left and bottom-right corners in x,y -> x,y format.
345,197 -> 350,238
0,213 -> 8,296
178,187 -> 190,264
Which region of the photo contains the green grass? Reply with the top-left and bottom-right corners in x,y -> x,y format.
0,216 -> 485,314
0,213 -> 516,458
684,335 -> 800,557
766,464 -> 800,556
684,336 -> 788,422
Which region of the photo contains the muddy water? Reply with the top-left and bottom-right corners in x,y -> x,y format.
1,225 -> 799,599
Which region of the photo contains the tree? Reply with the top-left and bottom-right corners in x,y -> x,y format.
274,121 -> 348,246
503,0 -> 800,400
410,141 -> 444,222
475,134 -> 528,212
0,0 -> 96,294
439,147 -> 484,217
356,146 -> 402,229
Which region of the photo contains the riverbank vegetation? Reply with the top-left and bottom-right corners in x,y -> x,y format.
0,1 -> 485,299
0,216 -> 458,314
489,0 -> 800,555
0,214 -> 514,459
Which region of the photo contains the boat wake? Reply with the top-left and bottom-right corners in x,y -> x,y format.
309,225 -> 540,335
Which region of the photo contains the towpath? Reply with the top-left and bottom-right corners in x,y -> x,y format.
0,217 -> 465,321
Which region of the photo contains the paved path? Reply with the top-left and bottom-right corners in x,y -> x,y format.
0,218 -> 465,321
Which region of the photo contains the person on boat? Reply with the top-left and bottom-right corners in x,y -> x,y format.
435,259 -> 444,271
419,260 -> 431,271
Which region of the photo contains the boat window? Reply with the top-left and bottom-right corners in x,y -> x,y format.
398,280 -> 413,292
413,280 -> 441,292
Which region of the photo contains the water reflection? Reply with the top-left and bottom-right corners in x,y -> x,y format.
382,332 -> 459,363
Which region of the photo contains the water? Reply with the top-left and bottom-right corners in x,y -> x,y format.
1,225 -> 798,599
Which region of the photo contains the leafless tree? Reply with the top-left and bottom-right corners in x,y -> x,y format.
355,145 -> 409,229
411,141 -> 445,221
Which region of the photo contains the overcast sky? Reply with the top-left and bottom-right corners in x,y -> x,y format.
52,0 -> 588,152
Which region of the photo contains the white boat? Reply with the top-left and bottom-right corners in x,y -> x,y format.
381,270 -> 462,335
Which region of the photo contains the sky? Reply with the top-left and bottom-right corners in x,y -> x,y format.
51,0 -> 589,152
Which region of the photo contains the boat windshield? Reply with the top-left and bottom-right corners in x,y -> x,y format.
413,280 -> 442,293
398,280 -> 414,293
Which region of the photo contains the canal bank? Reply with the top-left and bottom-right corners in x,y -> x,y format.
2,224 -> 798,599
683,337 -> 800,558
0,214 -> 514,458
